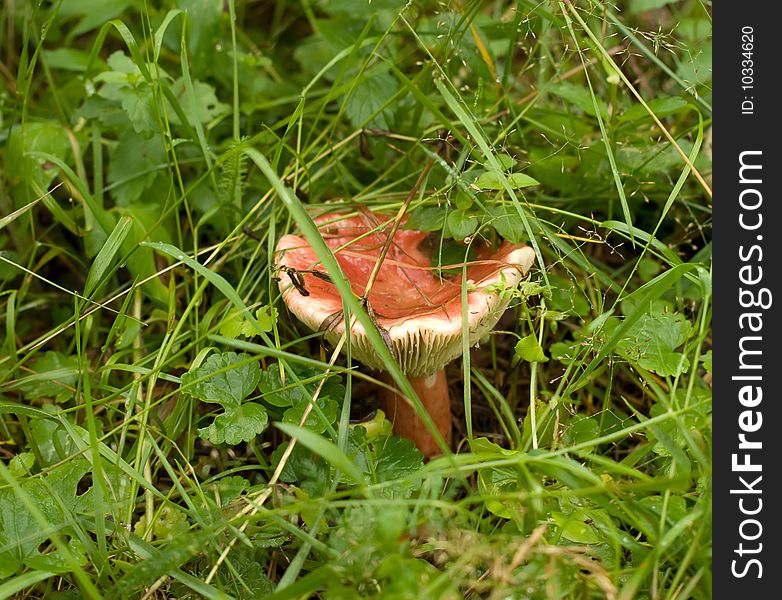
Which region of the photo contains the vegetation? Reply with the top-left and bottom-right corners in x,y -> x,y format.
0,0 -> 712,598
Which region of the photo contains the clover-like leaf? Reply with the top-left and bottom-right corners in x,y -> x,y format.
210,475 -> 250,507
251,306 -> 278,335
283,396 -> 339,434
347,427 -> 423,499
218,313 -> 246,339
271,441 -> 330,497
198,403 -> 269,445
96,52 -> 157,136
180,352 -> 260,409
0,459 -> 93,577
219,306 -> 277,339
259,363 -> 344,409
372,435 -> 424,483
613,310 -> 693,376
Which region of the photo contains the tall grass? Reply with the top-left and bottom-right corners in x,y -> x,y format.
0,1 -> 711,598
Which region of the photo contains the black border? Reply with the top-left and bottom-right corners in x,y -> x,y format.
713,5 -> 781,597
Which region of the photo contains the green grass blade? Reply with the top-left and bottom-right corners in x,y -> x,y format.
84,215 -> 133,297
275,422 -> 366,487
0,571 -> 58,600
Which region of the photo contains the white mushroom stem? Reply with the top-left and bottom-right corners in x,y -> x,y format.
377,370 -> 452,459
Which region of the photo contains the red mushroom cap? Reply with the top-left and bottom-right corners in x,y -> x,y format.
275,210 -> 535,377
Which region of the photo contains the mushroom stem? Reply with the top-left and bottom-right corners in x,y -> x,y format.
378,370 -> 452,459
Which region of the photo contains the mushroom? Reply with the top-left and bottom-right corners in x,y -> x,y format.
274,209 -> 535,458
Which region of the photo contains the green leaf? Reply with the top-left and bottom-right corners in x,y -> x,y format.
551,511 -> 602,544
474,171 -> 539,191
549,81 -> 609,120
352,409 -> 392,442
575,263 -> 697,386
628,0 -> 676,14
8,453 -> 35,477
344,71 -> 399,129
547,274 -> 591,316
404,206 -> 446,232
218,313 -> 245,339
701,350 -> 712,374
107,130 -> 166,205
616,141 -> 694,175
28,412 -> 84,467
134,505 -> 189,541
178,0 -> 223,77
209,475 -> 250,507
487,205 -> 526,243
522,400 -> 564,449
251,306 -> 277,335
645,404 -> 693,474
93,50 -> 166,136
619,96 -> 689,123
371,435 -> 424,484
446,210 -> 478,239
168,77 -> 229,126
486,153 -> 516,171
56,0 -> 133,36
550,341 -> 578,364
5,123 -> 69,203
473,440 -> 522,519
610,307 -> 693,376
640,494 -> 688,523
275,422 -> 367,487
219,552 -> 276,597
122,86 -> 157,135
219,306 -> 277,339
561,414 -> 600,446
283,396 -> 339,434
525,146 -> 585,195
45,48 -> 98,72
258,363 -> 344,409
16,352 -> 80,403
103,49 -> 141,75
514,334 -> 548,363
180,352 -> 260,409
271,442 -> 330,497
0,459 -> 93,577
198,403 -> 269,445
676,45 -> 712,88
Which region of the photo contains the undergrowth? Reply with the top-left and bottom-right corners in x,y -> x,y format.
0,1 -> 712,598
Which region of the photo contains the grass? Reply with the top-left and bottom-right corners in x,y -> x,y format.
0,0 -> 712,598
